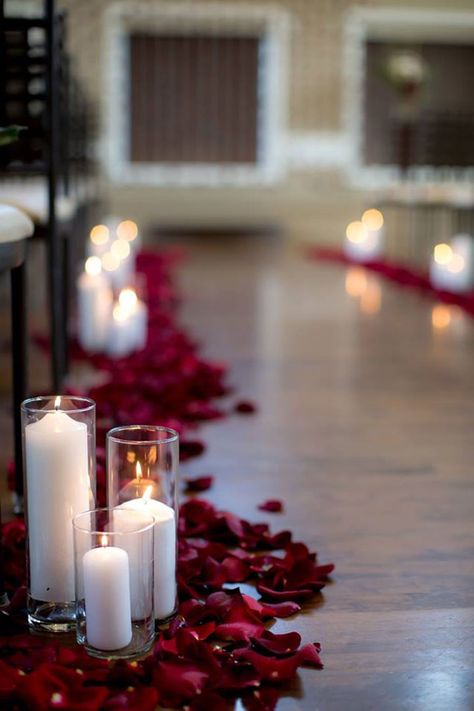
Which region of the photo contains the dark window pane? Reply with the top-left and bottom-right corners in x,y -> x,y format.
129,34 -> 259,164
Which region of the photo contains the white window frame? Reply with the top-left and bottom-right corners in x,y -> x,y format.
343,7 -> 474,188
102,1 -> 290,186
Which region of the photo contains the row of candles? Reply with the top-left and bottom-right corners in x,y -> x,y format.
22,395 -> 177,658
343,208 -> 474,294
77,219 -> 148,358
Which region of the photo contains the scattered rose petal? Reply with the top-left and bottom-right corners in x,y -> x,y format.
234,400 -> 257,414
257,500 -> 283,513
184,476 -> 214,493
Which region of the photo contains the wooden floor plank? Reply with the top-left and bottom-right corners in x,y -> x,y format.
176,237 -> 474,710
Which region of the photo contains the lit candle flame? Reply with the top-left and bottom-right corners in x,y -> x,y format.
54,396 -> 61,410
119,288 -> 138,312
143,485 -> 153,503
85,256 -> 102,277
136,461 -> 142,480
346,221 -> 368,244
100,534 -> 108,547
117,220 -> 138,242
434,243 -> 453,266
361,208 -> 384,231
111,239 -> 131,261
90,224 -> 109,246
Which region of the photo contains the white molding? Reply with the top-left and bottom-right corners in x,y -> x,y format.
286,132 -> 351,170
342,6 -> 474,189
102,1 -> 290,186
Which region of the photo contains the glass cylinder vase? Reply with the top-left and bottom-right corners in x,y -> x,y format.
73,508 -> 155,659
21,395 -> 96,632
107,425 -> 179,621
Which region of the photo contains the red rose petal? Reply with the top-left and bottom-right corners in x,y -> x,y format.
184,475 -> 214,492
257,500 -> 283,513
256,584 -> 324,602
234,400 -> 257,414
251,630 -> 302,656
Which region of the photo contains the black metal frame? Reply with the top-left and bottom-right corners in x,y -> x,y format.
0,240 -> 28,507
0,0 -> 96,390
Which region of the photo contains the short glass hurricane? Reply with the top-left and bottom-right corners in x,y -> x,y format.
73,507 -> 155,659
21,395 -> 96,632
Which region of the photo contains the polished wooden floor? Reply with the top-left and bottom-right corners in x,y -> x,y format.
1,236 -> 473,710
176,236 -> 474,711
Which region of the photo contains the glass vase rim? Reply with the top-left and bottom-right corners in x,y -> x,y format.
21,395 -> 96,415
107,424 -> 179,445
72,507 -> 156,536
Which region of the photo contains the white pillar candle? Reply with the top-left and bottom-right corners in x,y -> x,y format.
430,241 -> 474,294
77,257 -> 112,353
83,538 -> 132,651
118,288 -> 148,351
25,399 -> 91,602
119,490 -> 176,620
344,218 -> 383,262
106,303 -> 135,359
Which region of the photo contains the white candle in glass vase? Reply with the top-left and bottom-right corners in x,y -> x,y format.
83,536 -> 132,651
119,487 -> 176,620
77,257 -> 112,353
106,303 -> 135,359
430,242 -> 473,294
118,288 -> 148,351
344,210 -> 384,262
25,398 -> 91,602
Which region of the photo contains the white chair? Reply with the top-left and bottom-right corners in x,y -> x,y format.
0,204 -> 34,512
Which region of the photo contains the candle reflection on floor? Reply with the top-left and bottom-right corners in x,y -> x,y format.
345,266 -> 382,316
431,304 -> 467,336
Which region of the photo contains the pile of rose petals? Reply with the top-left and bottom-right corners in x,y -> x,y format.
1,249 -> 334,710
1,505 -> 333,710
309,246 -> 474,317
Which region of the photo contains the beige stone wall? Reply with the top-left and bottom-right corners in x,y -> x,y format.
61,0 -> 474,244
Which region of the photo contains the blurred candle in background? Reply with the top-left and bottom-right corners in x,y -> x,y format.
119,288 -> 148,351
344,209 -> 384,263
117,220 -> 140,253
430,240 -> 474,294
77,256 -> 112,353
106,303 -> 135,359
88,224 -> 110,258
